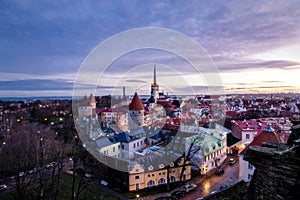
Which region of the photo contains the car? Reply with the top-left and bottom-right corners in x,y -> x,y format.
27,169 -> 34,174
19,172 -> 25,177
170,190 -> 186,199
84,173 -> 92,178
0,184 -> 8,192
215,167 -> 224,175
229,158 -> 236,165
219,185 -> 228,190
100,180 -> 108,186
195,198 -> 203,200
45,164 -> 52,168
50,161 -> 57,167
211,190 -> 217,195
8,176 -> 15,180
183,183 -> 197,192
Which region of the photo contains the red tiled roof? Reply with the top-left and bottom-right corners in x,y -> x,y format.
79,95 -> 90,106
226,111 -> 237,118
89,94 -> 96,103
157,100 -> 171,108
240,131 -> 280,154
129,92 -> 144,110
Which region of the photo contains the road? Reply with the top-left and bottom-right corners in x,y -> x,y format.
185,155 -> 240,199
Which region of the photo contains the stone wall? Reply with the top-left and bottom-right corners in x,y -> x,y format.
244,143 -> 300,200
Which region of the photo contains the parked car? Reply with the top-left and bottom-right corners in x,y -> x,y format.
0,184 -> 8,192
183,183 -> 197,192
100,180 -> 108,186
19,171 -> 25,177
215,167 -> 224,175
211,190 -> 217,195
45,164 -> 52,168
229,158 -> 236,165
170,190 -> 186,199
84,173 -> 92,178
219,185 -> 228,190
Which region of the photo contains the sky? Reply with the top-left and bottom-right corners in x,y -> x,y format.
0,0 -> 300,97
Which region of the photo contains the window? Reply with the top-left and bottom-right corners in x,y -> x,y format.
170,176 -> 176,182
159,172 -> 161,175
134,143 -> 136,148
148,174 -> 151,177
113,147 -> 115,152
158,178 -> 166,185
118,145 -> 120,150
248,163 -> 253,170
135,175 -> 139,179
122,144 -> 124,149
246,134 -> 250,140
248,174 -> 253,180
147,180 -> 155,187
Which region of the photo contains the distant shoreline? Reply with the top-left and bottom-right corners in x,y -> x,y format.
0,92 -> 298,102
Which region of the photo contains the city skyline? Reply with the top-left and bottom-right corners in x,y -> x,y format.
0,1 -> 300,97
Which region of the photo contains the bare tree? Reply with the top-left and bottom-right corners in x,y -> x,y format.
178,133 -> 204,182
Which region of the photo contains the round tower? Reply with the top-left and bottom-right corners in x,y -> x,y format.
128,92 -> 144,130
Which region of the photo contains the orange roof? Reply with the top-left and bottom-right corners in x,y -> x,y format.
79,95 -> 90,106
240,130 -> 280,154
129,92 -> 144,110
89,94 -> 96,103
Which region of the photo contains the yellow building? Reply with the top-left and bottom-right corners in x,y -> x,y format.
128,158 -> 191,191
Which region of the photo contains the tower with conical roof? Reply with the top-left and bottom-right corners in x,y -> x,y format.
150,65 -> 159,103
128,92 -> 144,130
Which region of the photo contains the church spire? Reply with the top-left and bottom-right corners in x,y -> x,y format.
150,65 -> 159,102
152,65 -> 158,87
154,64 -> 157,84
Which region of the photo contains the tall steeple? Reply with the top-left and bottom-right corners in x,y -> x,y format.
150,65 -> 159,102
154,65 -> 157,85
152,65 -> 158,87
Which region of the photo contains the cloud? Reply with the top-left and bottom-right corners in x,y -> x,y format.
217,60 -> 300,72
0,79 -> 74,90
1,1 -> 300,95
125,79 -> 148,83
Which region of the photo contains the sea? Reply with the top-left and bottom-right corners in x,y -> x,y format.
0,96 -> 73,101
